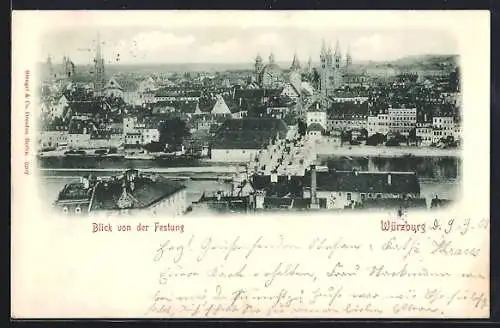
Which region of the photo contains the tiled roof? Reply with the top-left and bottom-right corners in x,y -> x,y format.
57,182 -> 92,202
152,100 -> 198,113
155,88 -> 202,98
90,174 -> 185,211
307,123 -> 324,132
331,91 -> 369,98
115,78 -> 140,92
251,175 -> 304,197
212,118 -> 288,149
328,102 -> 369,118
68,101 -> 103,114
304,170 -> 420,194
234,88 -> 282,100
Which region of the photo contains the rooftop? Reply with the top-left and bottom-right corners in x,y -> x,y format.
212,118 -> 288,149
90,170 -> 186,211
327,102 -> 369,118
304,170 -> 420,194
56,182 -> 92,203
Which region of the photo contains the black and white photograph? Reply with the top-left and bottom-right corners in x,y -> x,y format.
35,20 -> 462,217
12,11 -> 490,319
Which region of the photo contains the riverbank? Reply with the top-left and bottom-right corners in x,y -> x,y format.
39,166 -> 245,175
315,145 -> 461,158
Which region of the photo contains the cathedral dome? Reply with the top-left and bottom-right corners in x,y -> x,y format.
259,63 -> 283,88
261,63 -> 281,75
260,62 -> 282,78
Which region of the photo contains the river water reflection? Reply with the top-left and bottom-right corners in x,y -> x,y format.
321,156 -> 461,181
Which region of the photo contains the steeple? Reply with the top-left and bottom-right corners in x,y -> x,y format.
321,39 -> 327,56
290,52 -> 301,71
269,52 -> 275,64
334,39 -> 341,69
93,31 -> 106,96
326,42 -> 333,66
334,39 -> 341,57
256,53 -> 263,63
346,45 -> 352,67
96,31 -> 102,62
46,54 -> 54,80
254,53 -> 264,76
307,56 -> 312,73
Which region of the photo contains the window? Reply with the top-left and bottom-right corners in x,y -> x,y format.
361,193 -> 366,200
376,193 -> 382,199
347,193 -> 352,201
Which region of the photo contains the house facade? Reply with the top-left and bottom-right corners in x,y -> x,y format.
211,118 -> 288,162
303,170 -> 421,209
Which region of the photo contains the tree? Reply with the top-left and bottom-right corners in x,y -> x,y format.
359,128 -> 368,141
297,119 -> 307,136
385,138 -> 400,147
144,141 -> 165,153
366,133 -> 386,146
341,130 -> 352,143
311,68 -> 321,89
393,132 -> 405,142
158,118 -> 191,149
408,128 -> 417,141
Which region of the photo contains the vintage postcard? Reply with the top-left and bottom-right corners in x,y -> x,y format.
11,11 -> 490,318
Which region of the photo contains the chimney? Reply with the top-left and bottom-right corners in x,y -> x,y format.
387,173 -> 392,185
310,165 -> 319,208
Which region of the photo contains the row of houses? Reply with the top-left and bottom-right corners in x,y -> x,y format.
303,101 -> 461,142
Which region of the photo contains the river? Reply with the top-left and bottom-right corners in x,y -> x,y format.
37,155 -> 461,212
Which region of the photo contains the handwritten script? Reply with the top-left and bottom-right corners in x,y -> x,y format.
142,217 -> 489,318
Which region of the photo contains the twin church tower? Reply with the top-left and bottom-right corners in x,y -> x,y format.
253,39 -> 352,96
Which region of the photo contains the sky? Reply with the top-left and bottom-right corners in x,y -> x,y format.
38,23 -> 458,66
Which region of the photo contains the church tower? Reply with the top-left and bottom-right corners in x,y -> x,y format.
93,31 -> 106,96
254,53 -> 264,83
319,39 -> 334,97
334,40 -> 341,69
46,54 -> 54,80
255,53 -> 264,74
332,40 -> 343,89
346,46 -> 352,68
63,55 -> 75,79
307,56 -> 313,74
327,43 -> 333,67
269,52 -> 276,64
320,40 -> 327,69
290,52 -> 301,71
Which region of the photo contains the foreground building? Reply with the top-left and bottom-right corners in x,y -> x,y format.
303,167 -> 422,209
54,169 -> 187,216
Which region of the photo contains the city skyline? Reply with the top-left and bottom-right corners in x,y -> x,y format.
39,27 -> 458,66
